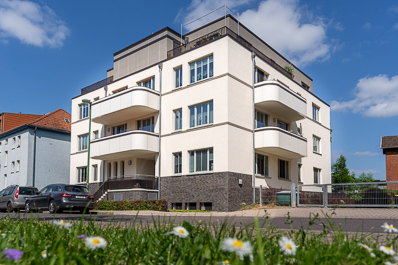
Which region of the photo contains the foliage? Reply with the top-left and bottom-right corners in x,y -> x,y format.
332,155 -> 375,184
283,64 -> 295,78
94,199 -> 167,211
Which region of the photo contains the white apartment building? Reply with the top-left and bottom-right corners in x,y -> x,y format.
70,15 -> 331,211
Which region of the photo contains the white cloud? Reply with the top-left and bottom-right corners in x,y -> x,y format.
331,74 -> 398,117
0,0 -> 69,47
177,0 -> 335,66
363,22 -> 371,30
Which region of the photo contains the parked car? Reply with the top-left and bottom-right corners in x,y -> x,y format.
25,184 -> 94,214
0,185 -> 39,212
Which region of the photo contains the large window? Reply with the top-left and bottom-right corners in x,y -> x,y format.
113,124 -> 127,135
256,154 -> 269,177
312,104 -> 320,122
255,68 -> 268,83
79,104 -> 89,120
314,168 -> 321,184
77,167 -> 87,183
174,153 -> 182,174
189,148 -> 213,173
189,101 -> 213,128
256,111 -> 268,128
174,109 -> 182,131
78,134 -> 88,151
138,77 -> 155,90
137,117 -> 155,132
278,159 -> 289,180
175,67 -> 182,88
277,120 -> 289,131
190,55 -> 213,84
313,136 -> 321,153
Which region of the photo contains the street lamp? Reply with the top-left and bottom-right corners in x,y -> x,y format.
82,99 -> 92,190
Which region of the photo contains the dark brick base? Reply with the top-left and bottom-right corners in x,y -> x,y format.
161,172 -> 255,212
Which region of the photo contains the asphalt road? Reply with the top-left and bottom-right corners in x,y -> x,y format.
0,211 -> 394,234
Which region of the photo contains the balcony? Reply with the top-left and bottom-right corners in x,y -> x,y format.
91,86 -> 159,125
91,130 -> 159,160
255,81 -> 306,123
255,127 -> 307,159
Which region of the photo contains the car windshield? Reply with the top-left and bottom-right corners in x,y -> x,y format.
19,187 -> 38,195
65,186 -> 89,193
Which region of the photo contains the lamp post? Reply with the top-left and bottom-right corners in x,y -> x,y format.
82,99 -> 92,190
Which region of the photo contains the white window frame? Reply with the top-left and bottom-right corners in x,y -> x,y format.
255,67 -> 268,83
277,120 -> 289,131
189,101 -> 213,128
174,152 -> 182,174
298,163 -> 302,182
255,110 -> 268,129
313,135 -> 321,153
137,76 -> 155,90
190,55 -> 213,84
17,136 -> 21,148
314,168 -> 321,184
174,109 -> 182,131
112,124 -> 127,135
12,137 -> 16,149
175,66 -> 182,88
16,160 -> 20,172
11,161 -> 15,173
93,130 -> 99,139
93,164 -> 98,181
79,103 -> 90,120
312,104 -> 320,122
189,148 -> 213,173
78,134 -> 88,151
255,153 -> 269,177
5,139 -> 8,145
137,117 -> 155,132
4,151 -> 7,166
278,159 -> 289,180
77,167 -> 87,183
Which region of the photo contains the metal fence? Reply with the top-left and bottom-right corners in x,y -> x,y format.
296,181 -> 398,208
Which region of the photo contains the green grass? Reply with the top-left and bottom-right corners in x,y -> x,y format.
0,211 -> 396,264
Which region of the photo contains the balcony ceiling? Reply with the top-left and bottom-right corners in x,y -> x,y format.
91,150 -> 157,160
255,101 -> 304,123
92,106 -> 157,125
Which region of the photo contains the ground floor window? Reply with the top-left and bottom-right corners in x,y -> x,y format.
278,159 -> 289,180
256,153 -> 269,176
92,164 -> 98,181
189,148 -> 213,173
174,153 -> 182,174
314,168 -> 321,184
77,167 -> 87,183
298,163 -> 302,182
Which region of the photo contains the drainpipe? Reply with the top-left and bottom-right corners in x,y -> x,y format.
252,52 -> 256,204
158,63 -> 163,199
32,126 -> 37,187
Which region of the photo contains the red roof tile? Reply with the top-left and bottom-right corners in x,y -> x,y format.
28,109 -> 71,133
381,135 -> 398,149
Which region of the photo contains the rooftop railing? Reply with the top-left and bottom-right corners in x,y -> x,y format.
81,76 -> 114,96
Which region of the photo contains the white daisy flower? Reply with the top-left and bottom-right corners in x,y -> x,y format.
85,236 -> 107,250
41,250 -> 47,258
221,238 -> 253,260
165,226 -> 189,238
382,223 -> 398,233
380,246 -> 396,256
386,256 -> 398,265
53,220 -> 72,230
279,237 -> 297,256
359,243 -> 376,258
220,260 -> 230,265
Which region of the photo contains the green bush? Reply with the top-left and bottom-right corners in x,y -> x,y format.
94,199 -> 167,211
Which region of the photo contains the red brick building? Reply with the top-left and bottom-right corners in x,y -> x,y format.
381,135 -> 398,182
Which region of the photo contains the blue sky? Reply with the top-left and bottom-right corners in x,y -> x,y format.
1,0 -> 397,179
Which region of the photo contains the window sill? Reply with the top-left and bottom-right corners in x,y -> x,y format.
187,123 -> 214,131
173,173 -> 182,177
313,151 -> 322,156
187,171 -> 214,176
189,76 -> 214,86
278,178 -> 291,182
255,174 -> 271,179
173,129 -> 182,134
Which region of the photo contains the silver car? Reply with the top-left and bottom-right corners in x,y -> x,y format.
0,186 -> 38,212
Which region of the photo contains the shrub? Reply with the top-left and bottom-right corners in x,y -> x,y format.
360,187 -> 392,205
94,199 -> 168,211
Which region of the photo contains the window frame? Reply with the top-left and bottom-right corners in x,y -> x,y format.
137,116 -> 155,132
77,167 -> 87,183
79,103 -> 90,120
189,148 -> 214,173
255,110 -> 268,129
189,101 -> 213,128
174,152 -> 182,174
255,153 -> 269,177
313,135 -> 321,154
112,124 -> 127,135
277,120 -> 289,131
254,67 -> 268,83
16,160 -> 20,173
17,136 -> 21,148
190,55 -> 214,84
137,76 -> 155,90
174,109 -> 182,131
175,66 -> 182,88
312,104 -> 320,122
298,163 -> 302,182
92,164 -> 98,182
78,134 -> 89,151
314,168 -> 321,184
278,159 -> 289,180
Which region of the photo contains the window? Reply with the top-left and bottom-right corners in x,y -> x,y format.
174,153 -> 182,174
16,160 -> 20,172
12,137 -> 15,149
255,68 -> 268,83
93,130 -> 99,139
17,136 -> 21,147
277,120 -> 289,131
302,82 -> 310,90
298,163 -> 302,182
314,168 -> 321,184
278,159 -> 289,180
77,167 -> 87,183
137,77 -> 155,90
137,117 -> 155,132
78,134 -> 88,151
313,136 -> 321,153
79,104 -> 89,119
5,139 -> 8,145
256,154 -> 269,177
113,124 -> 127,135
312,104 -> 320,122
92,165 -> 98,181
174,109 -> 182,131
94,97 -> 100,101
114,193 -> 123,201
11,161 -> 15,173
256,111 -> 268,128
112,86 -> 128,94
189,148 -> 213,173
120,161 -> 125,177
190,55 -> 213,84
175,66 -> 182,88
0,142 -> 2,152
114,162 -> 118,178
4,151 -> 7,166
107,163 -> 111,180
189,101 -> 213,128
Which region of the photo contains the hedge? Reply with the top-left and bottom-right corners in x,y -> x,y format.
94,199 -> 168,211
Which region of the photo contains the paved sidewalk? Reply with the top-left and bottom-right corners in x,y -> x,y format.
93,207 -> 398,220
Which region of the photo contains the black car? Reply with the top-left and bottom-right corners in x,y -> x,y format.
25,184 -> 94,213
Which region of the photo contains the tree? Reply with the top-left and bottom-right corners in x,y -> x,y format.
332,155 -> 356,184
356,172 -> 375,183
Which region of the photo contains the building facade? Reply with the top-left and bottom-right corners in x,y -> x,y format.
381,135 -> 398,182
70,15 -> 331,211
0,109 -> 71,190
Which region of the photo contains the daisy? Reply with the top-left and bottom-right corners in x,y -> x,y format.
4,249 -> 23,260
41,250 -> 47,258
85,236 -> 107,250
165,226 -> 189,238
220,260 -> 230,265
221,238 -> 253,260
53,220 -> 72,230
358,243 -> 376,258
380,246 -> 396,256
385,256 -> 398,265
279,237 -> 297,256
382,223 -> 398,233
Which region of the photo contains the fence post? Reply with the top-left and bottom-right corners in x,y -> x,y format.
291,183 -> 296,207
322,184 -> 328,208
259,185 -> 262,206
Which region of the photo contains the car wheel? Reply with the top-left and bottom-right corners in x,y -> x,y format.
25,202 -> 31,213
49,200 -> 57,214
6,202 -> 14,213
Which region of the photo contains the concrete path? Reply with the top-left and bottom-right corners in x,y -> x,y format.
92,207 -> 398,220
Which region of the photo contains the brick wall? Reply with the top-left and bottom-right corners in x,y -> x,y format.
385,149 -> 398,182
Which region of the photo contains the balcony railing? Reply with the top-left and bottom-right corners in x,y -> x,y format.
81,76 -> 113,96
